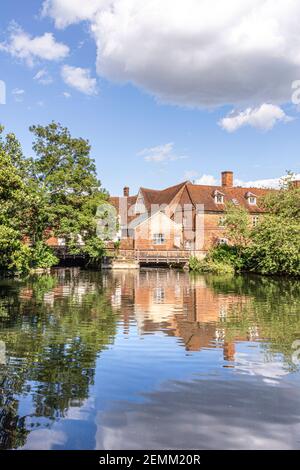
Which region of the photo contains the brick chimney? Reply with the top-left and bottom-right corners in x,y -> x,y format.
123,186 -> 130,197
222,171 -> 233,188
291,180 -> 300,189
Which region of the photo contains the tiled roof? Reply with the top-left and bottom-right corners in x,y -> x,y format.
186,183 -> 273,213
110,182 -> 275,216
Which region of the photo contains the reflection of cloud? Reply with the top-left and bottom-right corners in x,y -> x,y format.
23,429 -> 66,450
235,352 -> 289,384
95,377 -> 300,450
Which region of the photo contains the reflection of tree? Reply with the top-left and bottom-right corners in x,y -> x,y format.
0,270 -> 118,449
206,274 -> 300,369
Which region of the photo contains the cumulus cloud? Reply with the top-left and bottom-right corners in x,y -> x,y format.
138,143 -> 188,163
219,104 -> 293,132
61,65 -> 98,95
0,24 -> 69,66
195,174 -> 218,185
43,0 -> 300,108
42,0 -> 106,29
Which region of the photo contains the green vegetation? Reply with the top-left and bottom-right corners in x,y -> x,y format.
189,255 -> 234,275
206,274 -> 300,370
0,123 -> 108,276
189,176 -> 300,276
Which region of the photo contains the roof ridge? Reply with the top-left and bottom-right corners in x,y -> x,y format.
140,180 -> 189,194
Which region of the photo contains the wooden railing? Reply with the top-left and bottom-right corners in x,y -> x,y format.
105,248 -> 200,264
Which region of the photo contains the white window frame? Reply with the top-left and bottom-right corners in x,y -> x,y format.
248,196 -> 257,205
252,215 -> 259,227
215,194 -> 224,204
153,233 -> 165,245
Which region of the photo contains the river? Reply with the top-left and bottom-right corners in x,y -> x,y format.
0,268 -> 300,450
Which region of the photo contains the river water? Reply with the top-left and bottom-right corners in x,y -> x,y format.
0,268 -> 300,450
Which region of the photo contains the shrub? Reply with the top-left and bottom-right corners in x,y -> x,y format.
210,244 -> 246,272
31,242 -> 59,269
189,256 -> 234,275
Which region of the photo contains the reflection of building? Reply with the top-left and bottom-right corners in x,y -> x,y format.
106,270 -> 252,361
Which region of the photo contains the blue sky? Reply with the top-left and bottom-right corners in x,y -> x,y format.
0,0 -> 300,195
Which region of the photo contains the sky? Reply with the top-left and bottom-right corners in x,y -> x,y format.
0,0 -> 300,195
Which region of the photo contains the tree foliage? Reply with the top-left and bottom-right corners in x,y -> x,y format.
30,122 -> 108,260
218,177 -> 300,276
0,123 -> 108,275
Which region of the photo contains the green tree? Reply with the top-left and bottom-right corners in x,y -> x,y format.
218,175 -> 300,276
30,122 -> 108,262
0,126 -> 57,274
246,180 -> 300,275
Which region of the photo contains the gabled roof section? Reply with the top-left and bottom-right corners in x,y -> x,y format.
245,191 -> 258,198
139,181 -> 189,211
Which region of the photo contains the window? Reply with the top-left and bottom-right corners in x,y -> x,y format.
218,238 -> 229,245
153,287 -> 165,303
219,216 -> 226,227
252,215 -> 259,227
248,196 -> 257,205
153,233 -> 165,245
215,194 -> 224,204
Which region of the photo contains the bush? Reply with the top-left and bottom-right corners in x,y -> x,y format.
210,244 -> 246,271
31,242 -> 59,269
189,256 -> 234,275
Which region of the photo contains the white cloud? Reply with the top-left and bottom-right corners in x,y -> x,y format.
34,69 -> 53,85
0,24 -> 69,66
219,104 -> 293,132
42,0 -> 106,29
235,173 -> 300,188
63,91 -> 71,99
12,88 -> 25,102
12,88 -> 25,95
192,172 -> 300,188
195,174 -> 218,185
138,142 -> 188,163
44,0 -> 300,108
61,65 -> 98,95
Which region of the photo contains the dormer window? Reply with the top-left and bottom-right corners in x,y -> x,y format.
213,190 -> 225,205
245,192 -> 257,206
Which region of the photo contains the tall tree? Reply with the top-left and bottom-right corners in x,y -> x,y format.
30,122 -> 108,261
0,126 -> 57,274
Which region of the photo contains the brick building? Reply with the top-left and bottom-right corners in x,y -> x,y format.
109,171 -> 275,255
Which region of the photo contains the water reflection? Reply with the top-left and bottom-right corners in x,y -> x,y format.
0,269 -> 300,449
